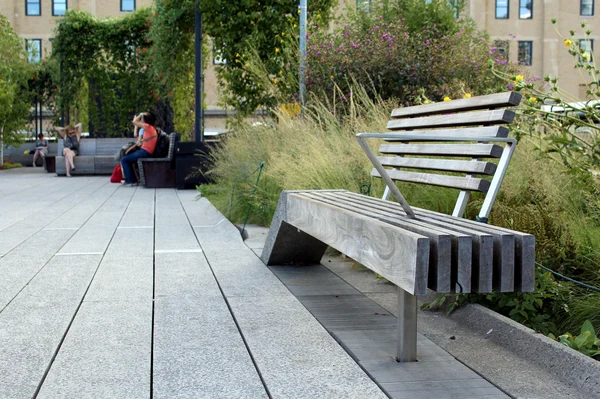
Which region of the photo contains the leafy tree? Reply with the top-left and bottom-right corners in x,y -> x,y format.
150,0 -> 336,116
0,14 -> 33,166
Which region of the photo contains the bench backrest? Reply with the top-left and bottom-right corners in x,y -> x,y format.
357,92 -> 522,220
57,138 -> 97,156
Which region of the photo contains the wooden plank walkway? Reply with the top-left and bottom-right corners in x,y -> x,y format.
0,169 -> 508,398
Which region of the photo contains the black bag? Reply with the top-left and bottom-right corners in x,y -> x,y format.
114,142 -> 137,161
154,131 -> 170,158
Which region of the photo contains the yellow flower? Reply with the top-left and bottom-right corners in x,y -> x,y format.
281,32 -> 285,37
245,63 -> 249,67
298,9 -> 301,14
423,100 -> 431,104
275,48 -> 280,53
515,75 -> 524,82
273,78 -> 278,83
316,14 -> 321,19
529,97 -> 538,103
236,53 -> 239,57
330,75 -> 334,79
463,93 -> 472,98
582,52 -> 591,62
293,24 -> 297,28
564,39 -> 572,47
280,39 -> 283,44
279,70 -> 283,75
443,96 -> 451,102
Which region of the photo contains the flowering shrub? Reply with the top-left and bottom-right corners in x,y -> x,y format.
305,11 -> 517,106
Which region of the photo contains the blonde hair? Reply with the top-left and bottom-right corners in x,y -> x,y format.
66,125 -> 75,135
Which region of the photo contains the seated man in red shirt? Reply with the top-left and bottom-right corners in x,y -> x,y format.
120,112 -> 158,186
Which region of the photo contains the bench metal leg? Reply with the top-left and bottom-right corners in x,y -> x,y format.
397,287 -> 418,362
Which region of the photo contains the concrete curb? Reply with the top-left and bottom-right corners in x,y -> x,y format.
452,303 -> 600,397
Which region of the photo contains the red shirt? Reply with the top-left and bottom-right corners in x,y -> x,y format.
141,124 -> 158,155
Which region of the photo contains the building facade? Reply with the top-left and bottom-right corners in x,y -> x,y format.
466,0 -> 599,98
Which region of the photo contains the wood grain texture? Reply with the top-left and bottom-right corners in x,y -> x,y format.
371,169 -> 491,192
376,157 -> 497,175
383,126 -> 510,138
330,191 -> 494,293
311,192 -> 473,293
387,110 -> 515,130
390,92 -> 522,118
378,143 -> 504,158
335,191 -> 533,293
286,194 -> 430,295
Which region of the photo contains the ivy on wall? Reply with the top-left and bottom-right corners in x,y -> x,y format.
50,9 -> 160,137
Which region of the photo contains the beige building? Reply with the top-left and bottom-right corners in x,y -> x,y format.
466,0 -> 599,99
2,0 -> 598,118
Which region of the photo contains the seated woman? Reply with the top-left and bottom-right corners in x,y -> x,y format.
56,123 -> 82,177
120,112 -> 157,186
32,133 -> 48,168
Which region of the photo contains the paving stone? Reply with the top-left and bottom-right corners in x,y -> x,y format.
38,300 -> 153,399
153,296 -> 267,399
228,295 -> 387,399
155,252 -> 221,298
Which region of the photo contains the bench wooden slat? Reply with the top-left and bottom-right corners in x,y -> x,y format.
337,191 -> 532,293
285,193 -> 431,295
383,126 -> 509,138
308,191 -> 473,293
379,143 -> 504,158
372,169 -> 491,192
390,92 -> 522,119
377,156 -> 497,175
387,109 -> 515,130
330,191 -> 495,292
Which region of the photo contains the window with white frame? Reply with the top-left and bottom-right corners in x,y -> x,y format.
26,0 -> 41,16
518,41 -> 533,65
26,39 -> 42,63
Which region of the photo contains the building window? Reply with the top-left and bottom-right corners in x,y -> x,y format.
52,0 -> 67,16
581,0 -> 594,16
519,0 -> 533,19
25,39 -> 42,63
496,0 -> 509,19
579,39 -> 594,63
518,41 -> 533,65
121,0 -> 135,12
494,40 -> 509,62
26,0 -> 41,16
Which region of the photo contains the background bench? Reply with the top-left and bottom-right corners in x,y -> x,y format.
3,142 -> 58,166
55,138 -> 132,175
261,92 -> 535,362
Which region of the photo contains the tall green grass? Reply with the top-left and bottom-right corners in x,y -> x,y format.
199,86 -> 600,338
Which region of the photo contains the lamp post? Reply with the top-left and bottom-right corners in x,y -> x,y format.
195,1 -> 204,143
299,0 -> 307,106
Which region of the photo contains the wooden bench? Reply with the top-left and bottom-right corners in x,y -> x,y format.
137,132 -> 177,188
261,92 -> 535,362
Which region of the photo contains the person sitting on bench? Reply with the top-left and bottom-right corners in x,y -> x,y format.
57,123 -> 82,177
32,133 -> 48,168
120,112 -> 158,186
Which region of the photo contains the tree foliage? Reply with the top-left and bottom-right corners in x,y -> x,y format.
197,0 -> 336,115
0,13 -> 33,159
